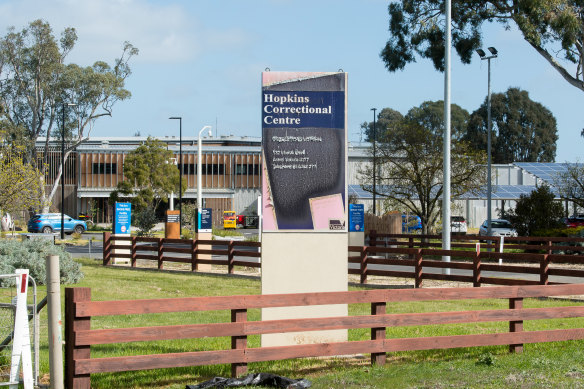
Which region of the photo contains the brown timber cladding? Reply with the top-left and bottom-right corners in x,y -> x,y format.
65,284 -> 584,388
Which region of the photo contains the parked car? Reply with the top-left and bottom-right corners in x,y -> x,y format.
451,216 -> 467,235
402,215 -> 422,233
478,219 -> 517,237
27,213 -> 87,234
563,217 -> 584,228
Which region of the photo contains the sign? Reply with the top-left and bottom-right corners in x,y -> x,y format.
261,71 -> 347,232
166,213 -> 179,223
197,208 -> 212,233
349,204 -> 364,232
114,202 -> 131,234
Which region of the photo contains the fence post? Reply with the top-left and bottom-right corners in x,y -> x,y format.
414,249 -> 423,288
231,308 -> 247,377
408,237 -> 414,260
191,239 -> 198,272
473,243 -> 481,287
47,256 -> 63,389
370,302 -> 387,366
65,287 -> 92,389
509,297 -> 523,353
158,238 -> 164,270
360,246 -> 368,284
102,232 -> 111,266
228,241 -> 235,274
131,236 -> 137,268
540,254 -> 549,285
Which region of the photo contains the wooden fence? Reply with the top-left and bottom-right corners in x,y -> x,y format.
351,231 -> 584,287
65,284 -> 584,388
102,232 -> 261,273
102,231 -> 584,287
368,231 -> 584,253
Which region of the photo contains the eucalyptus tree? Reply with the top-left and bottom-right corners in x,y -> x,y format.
0,19 -> 138,210
360,102 -> 485,234
465,87 -> 558,163
110,137 -> 182,213
382,1 -> 584,95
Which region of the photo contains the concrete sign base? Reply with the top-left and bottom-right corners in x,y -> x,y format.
261,232 -> 348,347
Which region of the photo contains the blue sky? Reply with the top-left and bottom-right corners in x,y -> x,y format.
1,0 -> 582,162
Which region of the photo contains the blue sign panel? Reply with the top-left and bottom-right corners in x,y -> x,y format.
197,208 -> 212,233
115,202 -> 131,234
262,91 -> 345,129
349,203 -> 364,232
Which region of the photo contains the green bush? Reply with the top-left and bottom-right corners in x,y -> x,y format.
135,207 -> 157,237
0,239 -> 83,286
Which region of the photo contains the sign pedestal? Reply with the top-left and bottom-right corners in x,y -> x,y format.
165,210 -> 180,239
261,233 -> 348,347
195,208 -> 213,271
260,71 -> 348,347
113,202 -> 131,265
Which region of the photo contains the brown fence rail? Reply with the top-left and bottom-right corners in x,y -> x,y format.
103,231 -> 584,287
102,232 -> 261,273
368,230 -> 584,254
348,244 -> 584,287
65,284 -> 584,388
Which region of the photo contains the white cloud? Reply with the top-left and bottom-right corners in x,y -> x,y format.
0,0 -> 252,65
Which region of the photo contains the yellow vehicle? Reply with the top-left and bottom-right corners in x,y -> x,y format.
223,211 -> 237,229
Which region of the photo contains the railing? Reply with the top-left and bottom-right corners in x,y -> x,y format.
65,284 -> 584,388
368,230 -> 584,254
102,231 -> 584,287
349,244 -> 584,287
102,232 -> 261,273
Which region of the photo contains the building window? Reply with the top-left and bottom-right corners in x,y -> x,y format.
92,163 -> 117,174
235,164 -> 260,175
177,164 -> 224,175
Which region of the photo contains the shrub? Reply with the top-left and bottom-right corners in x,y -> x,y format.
0,239 -> 83,287
506,186 -> 564,236
135,207 -> 157,237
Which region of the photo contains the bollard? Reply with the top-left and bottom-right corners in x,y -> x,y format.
46,255 -> 63,389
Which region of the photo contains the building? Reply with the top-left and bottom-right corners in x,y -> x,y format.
38,136 -> 573,229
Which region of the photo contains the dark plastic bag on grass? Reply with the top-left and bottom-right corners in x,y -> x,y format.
186,372 -> 311,388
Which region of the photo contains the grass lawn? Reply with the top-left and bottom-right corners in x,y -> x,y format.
32,258 -> 584,388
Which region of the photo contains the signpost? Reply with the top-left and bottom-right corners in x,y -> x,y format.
196,208 -> 212,233
113,202 -> 131,264
114,202 -> 131,235
349,203 -> 364,232
261,71 -> 348,347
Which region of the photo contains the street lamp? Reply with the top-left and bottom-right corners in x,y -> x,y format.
169,117 -> 182,231
197,126 -> 213,225
476,46 -> 498,236
61,102 -> 77,240
371,108 -> 377,215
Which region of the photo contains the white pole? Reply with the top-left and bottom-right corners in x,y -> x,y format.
197,126 -> 212,223
46,256 -> 63,389
442,0 -> 452,274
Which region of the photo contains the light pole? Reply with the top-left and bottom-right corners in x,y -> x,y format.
476,46 -> 498,236
169,117 -> 182,231
371,108 -> 377,215
61,102 -> 76,240
197,126 -> 212,225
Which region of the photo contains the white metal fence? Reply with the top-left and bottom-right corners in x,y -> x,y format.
0,271 -> 37,388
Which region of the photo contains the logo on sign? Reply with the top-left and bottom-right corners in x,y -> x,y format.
329,219 -> 346,230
